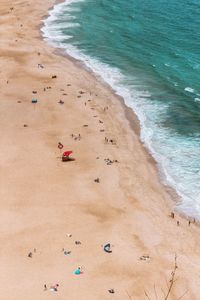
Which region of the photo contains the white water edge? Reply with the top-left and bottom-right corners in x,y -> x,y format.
41,0 -> 200,219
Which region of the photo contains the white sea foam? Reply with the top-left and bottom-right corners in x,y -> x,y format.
41,0 -> 82,43
42,0 -> 200,218
184,87 -> 195,93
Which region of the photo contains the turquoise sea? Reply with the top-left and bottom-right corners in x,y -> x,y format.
42,0 -> 200,217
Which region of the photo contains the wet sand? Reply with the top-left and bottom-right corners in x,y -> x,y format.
0,1 -> 200,299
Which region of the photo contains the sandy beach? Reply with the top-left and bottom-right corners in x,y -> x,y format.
0,1 -> 200,299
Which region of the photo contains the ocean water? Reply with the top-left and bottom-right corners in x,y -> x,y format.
42,0 -> 200,218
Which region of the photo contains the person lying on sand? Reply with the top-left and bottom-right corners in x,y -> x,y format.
75,240 -> 81,245
50,284 -> 59,292
58,100 -> 64,104
63,249 -> 71,255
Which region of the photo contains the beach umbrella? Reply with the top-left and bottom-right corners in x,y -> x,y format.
63,151 -> 73,156
62,150 -> 73,162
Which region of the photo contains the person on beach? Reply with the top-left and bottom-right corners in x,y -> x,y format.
58,100 -> 64,104
75,240 -> 81,245
64,250 -> 71,255
50,284 -> 59,292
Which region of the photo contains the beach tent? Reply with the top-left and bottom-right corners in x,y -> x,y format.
104,243 -> 112,253
32,98 -> 38,103
74,268 -> 81,275
62,151 -> 73,161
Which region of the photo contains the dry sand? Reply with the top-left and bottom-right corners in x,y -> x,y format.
0,1 -> 200,299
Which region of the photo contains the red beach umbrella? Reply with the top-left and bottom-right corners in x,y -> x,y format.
63,151 -> 73,157
62,150 -> 73,162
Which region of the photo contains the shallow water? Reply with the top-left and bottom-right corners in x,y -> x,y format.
42,0 -> 200,217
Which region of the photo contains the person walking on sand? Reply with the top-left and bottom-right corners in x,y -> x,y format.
28,252 -> 32,258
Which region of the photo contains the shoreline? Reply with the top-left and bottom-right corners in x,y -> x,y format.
41,0 -> 184,218
1,1 -> 200,299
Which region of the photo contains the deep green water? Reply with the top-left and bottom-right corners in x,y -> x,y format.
43,0 -> 200,217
